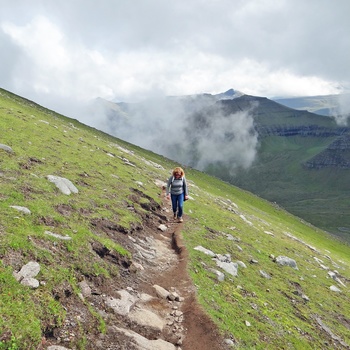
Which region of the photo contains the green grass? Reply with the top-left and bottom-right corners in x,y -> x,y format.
182,168 -> 350,349
228,135 -> 350,239
0,88 -> 349,349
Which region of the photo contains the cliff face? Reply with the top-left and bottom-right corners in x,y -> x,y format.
304,135 -> 350,169
256,125 -> 349,138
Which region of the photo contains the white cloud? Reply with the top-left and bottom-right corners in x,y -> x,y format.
0,0 -> 349,123
3,17 -> 68,68
333,94 -> 350,126
195,107 -> 259,171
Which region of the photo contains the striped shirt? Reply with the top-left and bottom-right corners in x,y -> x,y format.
166,176 -> 188,196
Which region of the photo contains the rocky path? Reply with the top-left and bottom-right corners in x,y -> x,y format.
97,196 -> 229,350
44,194 -> 229,350
151,214 -> 228,350
124,194 -> 229,350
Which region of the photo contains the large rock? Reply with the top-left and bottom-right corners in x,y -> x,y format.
128,307 -> 165,333
105,290 -> 138,316
14,261 -> 40,280
47,175 -> 78,195
153,284 -> 170,299
214,260 -> 238,277
13,261 -> 41,289
114,327 -> 176,350
275,256 -> 298,270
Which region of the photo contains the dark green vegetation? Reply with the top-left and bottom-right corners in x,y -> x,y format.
1,88 -> 349,349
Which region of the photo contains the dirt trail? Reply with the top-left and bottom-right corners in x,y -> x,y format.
37,190 -> 230,349
144,196 -> 229,350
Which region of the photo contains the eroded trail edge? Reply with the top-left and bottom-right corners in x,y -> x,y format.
131,195 -> 229,350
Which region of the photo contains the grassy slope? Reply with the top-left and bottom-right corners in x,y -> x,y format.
0,89 -> 349,349
231,133 -> 350,239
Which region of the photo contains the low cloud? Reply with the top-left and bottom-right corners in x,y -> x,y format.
192,106 -> 258,172
89,96 -> 259,175
332,94 -> 350,126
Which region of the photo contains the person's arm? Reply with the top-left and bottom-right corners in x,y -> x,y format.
166,176 -> 173,197
183,177 -> 189,197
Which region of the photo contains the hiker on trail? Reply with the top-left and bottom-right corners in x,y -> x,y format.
166,167 -> 189,222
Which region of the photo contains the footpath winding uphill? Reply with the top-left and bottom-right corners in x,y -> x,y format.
109,192 -> 229,350
43,189 -> 228,350
143,197 -> 228,350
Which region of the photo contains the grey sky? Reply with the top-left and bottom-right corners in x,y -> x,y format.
1,0 -> 349,122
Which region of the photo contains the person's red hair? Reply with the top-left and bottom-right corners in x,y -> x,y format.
172,167 -> 184,177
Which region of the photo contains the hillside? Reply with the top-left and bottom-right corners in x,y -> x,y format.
206,96 -> 350,240
93,92 -> 350,240
0,88 -> 350,350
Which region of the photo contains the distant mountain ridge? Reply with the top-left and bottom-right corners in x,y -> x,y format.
93,90 -> 350,239
273,93 -> 350,117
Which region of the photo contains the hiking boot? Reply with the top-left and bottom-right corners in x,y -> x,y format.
173,213 -> 177,220
178,217 -> 183,222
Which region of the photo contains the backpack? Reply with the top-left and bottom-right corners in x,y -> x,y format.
171,176 -> 183,184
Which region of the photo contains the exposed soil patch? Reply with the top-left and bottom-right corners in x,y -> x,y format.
55,204 -> 74,216
135,194 -> 230,350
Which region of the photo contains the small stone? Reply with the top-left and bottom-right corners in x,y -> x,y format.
168,293 -> 176,301
78,281 -> 91,298
0,144 -> 14,153
158,224 -> 167,232
275,256 -> 298,270
224,339 -> 235,345
330,285 -> 341,292
260,270 -> 271,279
153,284 -> 170,299
301,294 -> 310,302
10,206 -> 31,215
47,175 -> 78,195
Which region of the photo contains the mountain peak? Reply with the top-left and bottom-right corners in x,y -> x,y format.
214,88 -> 244,100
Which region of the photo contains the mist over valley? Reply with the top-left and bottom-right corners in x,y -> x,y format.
92,90 -> 350,240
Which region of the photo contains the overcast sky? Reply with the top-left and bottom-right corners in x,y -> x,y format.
1,0 -> 349,123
